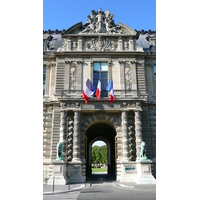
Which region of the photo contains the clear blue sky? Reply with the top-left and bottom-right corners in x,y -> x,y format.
43,0 -> 156,31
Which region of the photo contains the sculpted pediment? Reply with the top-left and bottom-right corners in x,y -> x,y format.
64,8 -> 137,35
43,9 -> 154,53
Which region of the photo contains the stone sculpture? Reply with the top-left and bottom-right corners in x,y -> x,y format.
80,8 -> 122,34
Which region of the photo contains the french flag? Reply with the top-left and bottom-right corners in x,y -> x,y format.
96,74 -> 101,100
106,77 -> 114,102
82,78 -> 96,104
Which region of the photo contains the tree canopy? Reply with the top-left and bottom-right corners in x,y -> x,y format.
92,145 -> 107,164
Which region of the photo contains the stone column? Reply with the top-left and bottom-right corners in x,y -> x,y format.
56,109 -> 67,161
121,111 -> 129,161
72,110 -> 81,162
135,110 -> 143,160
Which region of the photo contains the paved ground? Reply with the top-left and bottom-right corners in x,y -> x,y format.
78,182 -> 156,200
43,174 -> 156,200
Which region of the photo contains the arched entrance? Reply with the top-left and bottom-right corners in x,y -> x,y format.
85,122 -> 116,180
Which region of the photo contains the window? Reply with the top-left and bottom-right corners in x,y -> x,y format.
93,62 -> 108,97
43,65 -> 46,95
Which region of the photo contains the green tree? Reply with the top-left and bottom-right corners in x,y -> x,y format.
92,145 -> 107,164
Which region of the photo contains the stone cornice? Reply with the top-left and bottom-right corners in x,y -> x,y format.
53,51 -> 149,57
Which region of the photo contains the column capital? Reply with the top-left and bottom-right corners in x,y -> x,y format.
46,61 -> 57,68
65,59 -> 72,64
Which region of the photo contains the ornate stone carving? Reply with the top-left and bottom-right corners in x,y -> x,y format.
124,40 -> 129,51
128,125 -> 134,161
96,112 -> 106,119
124,62 -> 132,90
69,62 -> 77,91
121,111 -> 129,161
127,103 -> 136,107
72,110 -> 81,162
67,115 -> 73,161
47,61 -> 57,68
72,41 -> 78,51
47,106 -> 53,112
80,8 -> 122,34
135,111 -> 143,160
84,36 -> 118,51
66,103 -> 76,108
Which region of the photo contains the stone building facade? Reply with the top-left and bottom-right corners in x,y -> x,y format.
43,9 -> 156,184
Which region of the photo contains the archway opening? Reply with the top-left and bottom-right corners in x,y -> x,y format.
85,122 -> 116,181
91,140 -> 108,174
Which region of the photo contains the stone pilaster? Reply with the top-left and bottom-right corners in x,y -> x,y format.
131,60 -> 138,97
118,37 -> 123,51
129,37 -> 134,51
44,62 -> 51,97
108,59 -> 112,81
121,111 -> 129,161
90,60 -> 93,82
67,37 -> 71,51
119,60 -> 125,93
72,110 -> 81,162
135,110 -> 143,160
64,60 -> 71,92
78,37 -> 82,51
77,59 -> 83,91
49,62 -> 57,99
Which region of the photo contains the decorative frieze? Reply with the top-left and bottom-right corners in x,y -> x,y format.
84,36 -> 118,51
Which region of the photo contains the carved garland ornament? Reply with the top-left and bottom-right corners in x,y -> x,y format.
84,36 -> 118,51
69,62 -> 77,91
124,62 -> 132,90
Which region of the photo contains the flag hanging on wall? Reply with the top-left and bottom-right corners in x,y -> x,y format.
106,77 -> 114,102
82,78 -> 96,104
96,74 -> 101,100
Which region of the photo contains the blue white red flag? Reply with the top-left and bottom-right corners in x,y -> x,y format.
106,77 -> 114,102
82,78 -> 96,104
96,74 -> 101,100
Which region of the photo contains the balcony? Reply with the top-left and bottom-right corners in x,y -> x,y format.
61,89 -> 142,100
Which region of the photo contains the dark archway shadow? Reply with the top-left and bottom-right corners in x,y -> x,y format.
87,173 -> 116,184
